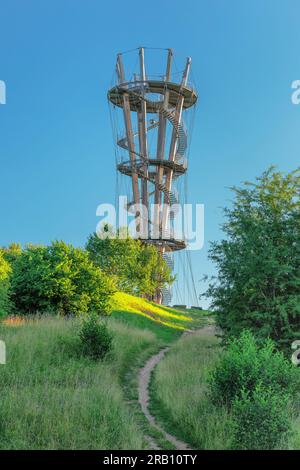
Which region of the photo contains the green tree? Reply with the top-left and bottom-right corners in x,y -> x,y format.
86,227 -> 173,299
10,241 -> 115,316
206,167 -> 300,349
1,242 -> 22,265
0,250 -> 11,318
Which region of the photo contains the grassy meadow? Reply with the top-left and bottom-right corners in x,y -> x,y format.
0,317 -> 156,449
1,290 -> 298,450
150,329 -> 232,450
0,292 -> 209,450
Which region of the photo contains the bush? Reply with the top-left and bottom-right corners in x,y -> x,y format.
209,330 -> 299,408
0,251 -> 11,318
10,241 -> 115,316
231,384 -> 291,450
79,313 -> 113,360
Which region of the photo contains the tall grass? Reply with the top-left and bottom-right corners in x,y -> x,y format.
0,317 -> 158,450
151,330 -> 232,449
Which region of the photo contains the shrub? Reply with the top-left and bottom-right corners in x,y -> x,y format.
79,313 -> 113,360
10,241 -> 115,316
209,330 -> 299,408
231,384 -> 291,450
0,251 -> 11,318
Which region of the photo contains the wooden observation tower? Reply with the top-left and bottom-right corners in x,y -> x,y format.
108,47 -> 197,304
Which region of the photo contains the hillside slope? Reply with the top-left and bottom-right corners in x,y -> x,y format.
111,292 -> 209,342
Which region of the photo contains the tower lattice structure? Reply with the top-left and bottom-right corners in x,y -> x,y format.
108,47 -> 197,304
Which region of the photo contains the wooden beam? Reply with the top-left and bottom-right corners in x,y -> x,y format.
138,47 -> 149,236
117,54 -> 140,207
161,57 -> 191,236
154,49 -> 173,237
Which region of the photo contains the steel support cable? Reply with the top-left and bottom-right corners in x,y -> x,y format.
183,96 -> 198,306
186,250 -> 199,306
182,251 -> 191,305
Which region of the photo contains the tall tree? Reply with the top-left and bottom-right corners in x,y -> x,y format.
0,250 -> 11,317
1,242 -> 22,265
206,167 -> 300,349
86,227 -> 173,299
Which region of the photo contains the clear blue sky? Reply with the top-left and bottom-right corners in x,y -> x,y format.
1,0 -> 300,306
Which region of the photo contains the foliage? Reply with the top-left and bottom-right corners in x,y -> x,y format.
231,384 -> 291,450
0,251 -> 11,282
86,226 -> 173,298
206,167 -> 300,349
209,330 -> 299,408
0,251 -> 11,318
79,313 -> 113,360
10,241 -> 115,316
1,243 -> 22,265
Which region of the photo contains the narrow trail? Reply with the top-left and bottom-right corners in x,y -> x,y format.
138,325 -> 216,450
138,346 -> 190,450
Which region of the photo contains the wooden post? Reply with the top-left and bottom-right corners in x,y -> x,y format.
138,47 -> 149,236
117,54 -> 140,207
161,57 -> 191,236
154,49 -> 173,237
